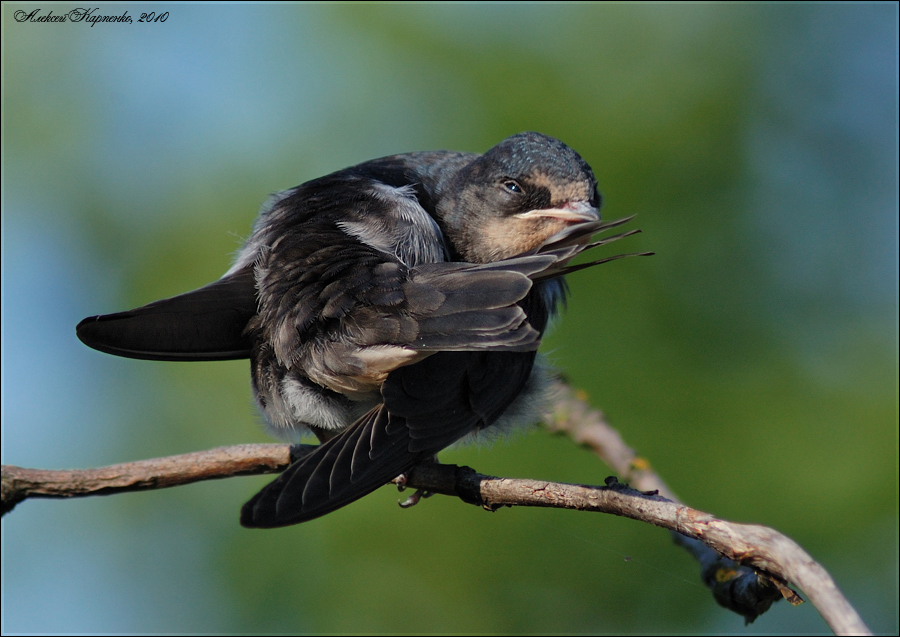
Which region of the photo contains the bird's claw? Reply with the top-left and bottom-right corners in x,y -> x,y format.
398,489 -> 433,509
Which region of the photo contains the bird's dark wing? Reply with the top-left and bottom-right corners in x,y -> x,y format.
75,265 -> 257,361
240,216 -> 649,527
249,232 -> 562,401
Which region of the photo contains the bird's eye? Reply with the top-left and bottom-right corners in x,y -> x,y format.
503,180 -> 522,194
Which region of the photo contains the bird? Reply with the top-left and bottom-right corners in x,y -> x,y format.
76,132 -> 649,528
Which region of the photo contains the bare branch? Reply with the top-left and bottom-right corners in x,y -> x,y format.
1,386 -> 871,635
2,444 -> 291,515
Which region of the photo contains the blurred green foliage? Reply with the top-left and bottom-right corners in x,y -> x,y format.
3,3 -> 896,634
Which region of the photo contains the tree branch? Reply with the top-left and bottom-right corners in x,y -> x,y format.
1,444 -> 292,515
1,385 -> 871,635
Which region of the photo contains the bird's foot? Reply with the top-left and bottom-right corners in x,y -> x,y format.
394,456 -> 439,507
398,488 -> 433,509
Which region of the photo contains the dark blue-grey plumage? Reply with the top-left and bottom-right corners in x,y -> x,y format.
76,132 -> 648,528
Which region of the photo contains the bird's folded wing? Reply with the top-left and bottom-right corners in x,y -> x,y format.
241,217 -> 650,527
75,265 -> 257,361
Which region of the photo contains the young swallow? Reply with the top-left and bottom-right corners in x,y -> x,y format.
76,132 -> 648,527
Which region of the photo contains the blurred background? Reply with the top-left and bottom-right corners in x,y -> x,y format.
2,4 -> 897,634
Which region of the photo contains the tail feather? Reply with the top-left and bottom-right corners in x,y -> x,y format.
241,406 -> 426,527
76,265 -> 257,361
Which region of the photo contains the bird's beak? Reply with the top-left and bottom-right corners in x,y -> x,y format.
514,200 -> 600,223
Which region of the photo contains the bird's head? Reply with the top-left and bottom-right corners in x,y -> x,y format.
437,132 -> 601,263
